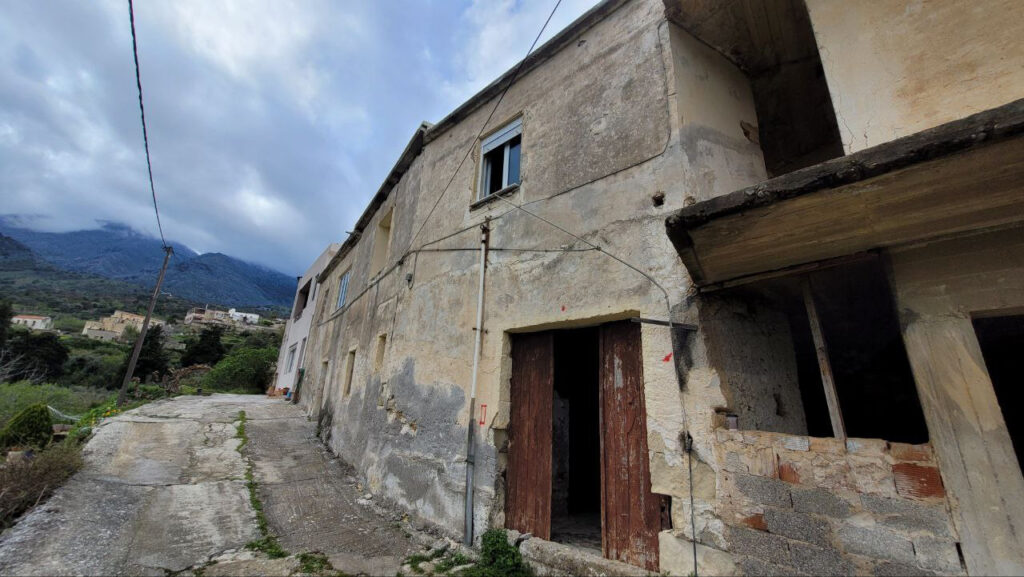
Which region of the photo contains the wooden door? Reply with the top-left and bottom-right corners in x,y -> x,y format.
506,332 -> 554,540
599,320 -> 660,570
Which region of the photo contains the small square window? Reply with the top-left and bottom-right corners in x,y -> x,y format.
479,117 -> 522,199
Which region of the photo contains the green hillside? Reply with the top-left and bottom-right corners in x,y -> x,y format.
0,233 -> 195,327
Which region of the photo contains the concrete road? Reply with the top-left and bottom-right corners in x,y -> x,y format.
0,394 -> 417,576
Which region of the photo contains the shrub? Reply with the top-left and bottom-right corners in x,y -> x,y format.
462,529 -> 533,577
0,403 -> 53,449
182,327 -> 226,367
0,443 -> 83,529
203,346 -> 278,393
61,350 -> 126,389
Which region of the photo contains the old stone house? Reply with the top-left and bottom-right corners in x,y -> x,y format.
291,0 -> 1024,575
83,310 -> 163,341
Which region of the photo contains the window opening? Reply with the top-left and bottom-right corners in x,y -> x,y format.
297,338 -> 307,373
370,209 -> 394,277
973,315 -> 1024,470
343,349 -> 356,397
707,259 -> 928,443
479,118 -> 522,199
374,334 -> 387,374
336,270 -> 351,310
286,344 -> 297,373
550,327 -> 602,553
294,280 -> 312,320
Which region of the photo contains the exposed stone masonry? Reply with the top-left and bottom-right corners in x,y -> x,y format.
712,429 -> 963,576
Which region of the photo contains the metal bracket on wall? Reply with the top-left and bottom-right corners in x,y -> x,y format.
630,317 -> 698,331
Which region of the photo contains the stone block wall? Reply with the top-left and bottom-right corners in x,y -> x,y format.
712,429 -> 963,576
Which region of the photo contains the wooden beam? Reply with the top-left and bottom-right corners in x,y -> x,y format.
802,276 -> 847,439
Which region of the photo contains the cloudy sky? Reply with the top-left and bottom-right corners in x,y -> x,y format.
0,0 -> 599,275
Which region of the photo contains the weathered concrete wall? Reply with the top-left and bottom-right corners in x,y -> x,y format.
665,23 -> 766,203
698,294 -> 807,436
806,0 -> 1024,153
888,226 -> 1024,575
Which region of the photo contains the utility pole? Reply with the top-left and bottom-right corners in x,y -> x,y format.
117,245 -> 173,406
464,218 -> 490,545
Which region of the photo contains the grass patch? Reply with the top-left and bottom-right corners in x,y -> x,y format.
0,381 -> 111,429
404,552 -> 435,574
296,552 -> 334,574
433,552 -> 471,575
0,443 -> 83,529
235,410 -> 289,559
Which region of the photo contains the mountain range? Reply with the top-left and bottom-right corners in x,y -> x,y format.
0,219 -> 296,309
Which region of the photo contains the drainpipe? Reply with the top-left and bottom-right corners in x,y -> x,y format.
464,218 -> 490,545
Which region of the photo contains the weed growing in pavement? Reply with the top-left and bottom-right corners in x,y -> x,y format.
296,552 -> 339,574
460,529 -> 532,577
433,552 -> 471,574
235,410 -> 288,559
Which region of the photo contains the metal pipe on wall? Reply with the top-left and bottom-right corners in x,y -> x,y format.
464,218 -> 490,545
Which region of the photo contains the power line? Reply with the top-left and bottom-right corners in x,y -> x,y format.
128,0 -> 167,248
118,0 -> 174,405
406,0 -> 564,251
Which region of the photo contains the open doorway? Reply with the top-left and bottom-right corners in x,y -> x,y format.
507,320 -> 660,570
973,315 -> 1024,471
550,327 -> 601,552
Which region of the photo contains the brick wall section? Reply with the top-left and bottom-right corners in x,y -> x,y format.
713,429 -> 964,576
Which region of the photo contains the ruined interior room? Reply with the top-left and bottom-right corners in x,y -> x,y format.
705,257 -> 929,442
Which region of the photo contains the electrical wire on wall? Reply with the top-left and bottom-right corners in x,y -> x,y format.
405,0 -> 565,252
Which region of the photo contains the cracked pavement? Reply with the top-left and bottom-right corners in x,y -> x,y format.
0,394 -> 417,576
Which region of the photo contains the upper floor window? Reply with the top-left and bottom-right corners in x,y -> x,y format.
479,117 -> 522,199
370,208 -> 394,277
336,270 -> 351,310
294,279 -> 312,320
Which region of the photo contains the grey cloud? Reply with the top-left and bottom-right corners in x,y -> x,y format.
0,0 -> 597,275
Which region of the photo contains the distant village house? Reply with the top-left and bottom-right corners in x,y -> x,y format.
184,306 -> 261,328
10,314 -> 53,331
82,310 -> 163,341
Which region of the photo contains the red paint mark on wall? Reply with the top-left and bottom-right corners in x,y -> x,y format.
561,305 -> 566,312
741,513 -> 767,531
662,353 -> 673,362
893,462 -> 945,498
479,404 -> 487,426
778,462 -> 801,484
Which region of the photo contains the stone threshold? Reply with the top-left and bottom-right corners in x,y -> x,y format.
507,530 -> 656,577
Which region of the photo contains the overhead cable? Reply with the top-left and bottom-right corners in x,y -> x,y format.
405,0 -> 565,251
128,0 -> 167,248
